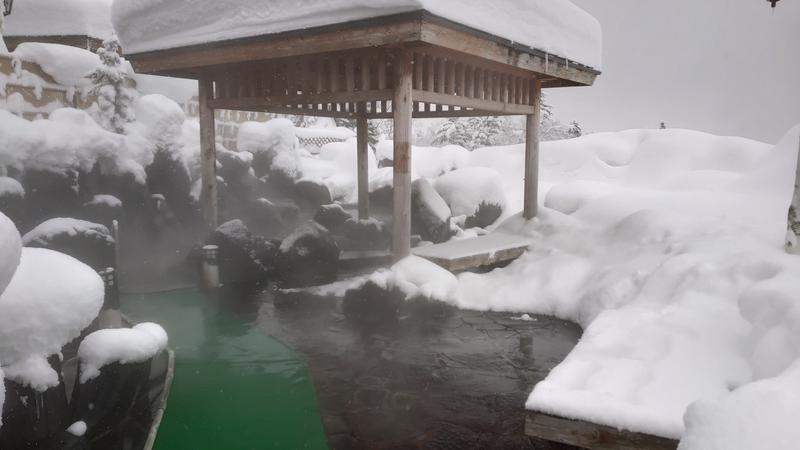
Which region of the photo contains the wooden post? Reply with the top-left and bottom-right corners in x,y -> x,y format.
356,110 -> 370,220
392,50 -> 413,261
523,79 -> 542,220
199,77 -> 218,230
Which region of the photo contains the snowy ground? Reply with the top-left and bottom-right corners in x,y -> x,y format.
378,126 -> 800,448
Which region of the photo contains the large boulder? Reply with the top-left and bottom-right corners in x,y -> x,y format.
313,204 -> 351,233
217,147 -> 259,200
339,218 -> 390,251
22,218 -> 115,270
207,219 -> 278,283
246,198 -> 286,235
293,179 -> 332,209
411,179 -> 452,243
22,168 -> 81,228
433,167 -> 506,229
277,221 -> 340,287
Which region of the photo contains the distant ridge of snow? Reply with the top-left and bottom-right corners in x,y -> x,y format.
111,0 -> 602,69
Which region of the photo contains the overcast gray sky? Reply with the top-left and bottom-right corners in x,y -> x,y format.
548,0 -> 800,144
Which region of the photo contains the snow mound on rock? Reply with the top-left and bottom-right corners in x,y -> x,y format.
433,167 -> 506,218
0,177 -> 24,198
0,248 -> 104,365
2,354 -> 60,392
78,322 -> 168,383
22,218 -> 111,247
0,212 -> 22,297
368,255 -> 459,303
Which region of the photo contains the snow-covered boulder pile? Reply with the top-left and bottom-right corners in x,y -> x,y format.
78,322 -> 168,383
237,119 -> 299,180
207,219 -> 278,283
22,218 -> 115,270
277,221 -> 340,287
112,0 -> 602,69
411,178 -> 452,243
433,167 -> 506,228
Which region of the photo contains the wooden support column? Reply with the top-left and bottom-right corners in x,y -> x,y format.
356,109 -> 370,220
523,79 -> 542,220
199,77 -> 218,230
392,50 -> 413,261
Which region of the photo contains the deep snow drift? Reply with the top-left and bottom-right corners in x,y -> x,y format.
111,0 -> 602,68
383,126 -> 800,447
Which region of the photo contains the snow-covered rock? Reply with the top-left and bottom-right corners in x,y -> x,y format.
237,119 -> 299,178
2,354 -> 60,392
0,212 -> 22,298
0,247 -> 104,365
208,219 -> 278,283
277,221 -> 340,287
81,194 -> 123,227
293,179 -> 332,208
22,218 -> 115,270
313,203 -> 351,233
411,178 -> 451,243
433,167 -> 506,228
112,0 -> 602,69
78,322 -> 168,382
0,177 -> 24,199
339,218 -> 389,251
368,255 -> 460,303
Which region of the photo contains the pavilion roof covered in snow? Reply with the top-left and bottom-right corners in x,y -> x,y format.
113,0 -> 602,262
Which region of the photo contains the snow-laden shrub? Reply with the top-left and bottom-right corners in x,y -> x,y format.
237,118 -> 299,178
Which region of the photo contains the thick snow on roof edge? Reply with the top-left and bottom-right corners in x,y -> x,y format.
4,0 -> 115,41
111,0 -> 602,69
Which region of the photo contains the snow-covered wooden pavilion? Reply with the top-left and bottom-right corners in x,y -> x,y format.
114,1 -> 601,261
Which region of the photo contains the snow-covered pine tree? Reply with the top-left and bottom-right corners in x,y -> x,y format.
87,38 -> 135,133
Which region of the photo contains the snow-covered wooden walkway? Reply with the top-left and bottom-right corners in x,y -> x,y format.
412,232 -> 532,272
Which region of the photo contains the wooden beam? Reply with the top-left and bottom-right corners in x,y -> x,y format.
198,77 -> 218,230
209,89 -> 393,110
392,50 -> 413,261
356,111 -> 370,220
526,412 -> 678,450
523,79 -> 541,220
411,89 -> 536,115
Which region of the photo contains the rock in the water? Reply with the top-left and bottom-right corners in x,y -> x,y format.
339,218 -> 389,251
411,179 -> 452,243
433,167 -> 505,229
293,179 -> 332,209
277,221 -> 340,287
22,218 -> 115,270
313,204 -> 351,232
81,194 -> 123,228
207,219 -> 276,283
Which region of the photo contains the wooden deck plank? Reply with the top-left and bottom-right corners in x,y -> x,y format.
412,233 -> 531,272
525,412 -> 679,450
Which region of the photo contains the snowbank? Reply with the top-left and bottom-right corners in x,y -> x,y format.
442,126 -> 800,442
0,247 -> 104,365
433,167 -> 506,219
78,322 -> 168,382
111,0 -> 602,69
367,255 -> 459,303
0,212 -> 21,298
300,140 -> 377,201
4,0 -> 115,41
